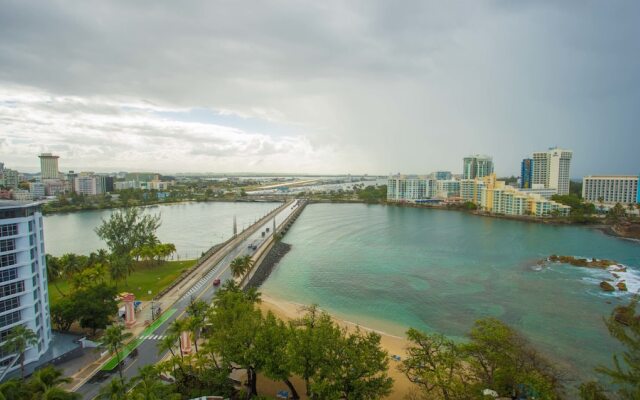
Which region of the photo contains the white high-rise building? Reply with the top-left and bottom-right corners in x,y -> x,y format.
0,201 -> 52,376
387,175 -> 435,202
582,175 -> 639,205
532,148 -> 573,195
38,154 -> 59,180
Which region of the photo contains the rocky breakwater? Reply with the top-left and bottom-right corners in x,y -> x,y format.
245,241 -> 292,290
544,255 -> 630,293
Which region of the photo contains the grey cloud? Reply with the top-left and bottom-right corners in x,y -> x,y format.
0,1 -> 639,175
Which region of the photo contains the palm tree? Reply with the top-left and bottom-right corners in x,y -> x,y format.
186,300 -> 209,354
45,254 -> 66,297
2,325 -> 38,379
230,256 -> 246,279
241,255 -> 255,276
28,365 -> 80,400
597,196 -> 605,214
157,333 -> 183,375
100,324 -> 133,380
130,365 -> 179,400
166,319 -> 191,361
97,377 -> 129,400
0,379 -> 24,400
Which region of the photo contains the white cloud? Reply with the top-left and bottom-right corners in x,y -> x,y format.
0,86 -> 353,174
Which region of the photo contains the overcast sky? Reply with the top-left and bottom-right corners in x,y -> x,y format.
1,1 -> 638,177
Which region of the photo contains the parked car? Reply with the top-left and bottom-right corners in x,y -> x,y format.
213,278 -> 221,286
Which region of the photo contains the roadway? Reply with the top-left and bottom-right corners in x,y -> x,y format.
76,200 -> 303,399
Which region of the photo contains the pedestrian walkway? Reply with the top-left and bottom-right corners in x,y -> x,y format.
139,334 -> 167,341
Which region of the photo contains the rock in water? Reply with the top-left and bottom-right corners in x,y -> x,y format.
617,281 -> 628,291
600,281 -> 615,292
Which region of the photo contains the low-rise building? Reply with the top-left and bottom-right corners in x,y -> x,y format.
29,182 -> 45,199
582,175 -> 639,205
11,190 -> 33,201
465,174 -> 570,217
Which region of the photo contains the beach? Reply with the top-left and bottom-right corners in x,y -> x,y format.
256,294 -> 416,399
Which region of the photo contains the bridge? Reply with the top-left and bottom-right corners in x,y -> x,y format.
72,198 -> 307,399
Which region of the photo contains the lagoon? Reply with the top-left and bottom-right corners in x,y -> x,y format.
261,203 -> 640,380
43,201 -> 280,258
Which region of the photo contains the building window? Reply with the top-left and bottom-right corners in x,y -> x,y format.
0,297 -> 20,313
0,268 -> 17,283
0,310 -> 21,328
0,253 -> 17,268
0,239 -> 15,253
0,327 -> 14,341
0,281 -> 24,297
0,224 -> 18,237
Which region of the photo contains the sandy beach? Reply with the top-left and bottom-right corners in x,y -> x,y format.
255,294 -> 416,399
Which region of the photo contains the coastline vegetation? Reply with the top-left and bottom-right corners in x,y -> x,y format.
46,206 -> 184,336
86,285 -> 640,399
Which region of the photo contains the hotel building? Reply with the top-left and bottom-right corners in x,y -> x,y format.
38,154 -> 60,180
463,155 -> 494,180
520,158 -> 533,189
0,201 -> 52,375
532,148 -> 573,195
582,175 -> 639,205
463,174 -> 570,217
387,175 -> 436,202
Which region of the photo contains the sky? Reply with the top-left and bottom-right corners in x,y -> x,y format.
1,1 -> 639,177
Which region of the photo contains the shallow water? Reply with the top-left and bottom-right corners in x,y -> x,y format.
43,201 -> 280,258
261,203 -> 640,380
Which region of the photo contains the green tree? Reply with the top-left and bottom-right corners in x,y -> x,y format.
312,327 -> 393,400
230,256 -> 248,279
289,305 -> 339,397
50,297 -> 78,332
130,365 -> 180,400
100,324 -> 133,380
207,286 -> 263,397
463,318 -> 562,399
74,283 -> 118,335
186,300 -> 209,354
97,377 -> 130,400
27,365 -> 80,400
0,379 -> 27,400
45,254 -> 66,297
95,207 -> 161,257
596,297 -> 640,398
401,328 -> 470,400
578,381 -> 610,400
256,312 -> 300,399
607,203 -> 627,224
2,325 -> 39,380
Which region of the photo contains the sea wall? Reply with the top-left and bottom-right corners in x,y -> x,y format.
245,241 -> 292,290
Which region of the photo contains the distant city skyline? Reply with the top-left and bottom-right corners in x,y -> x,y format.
1,2 -> 639,176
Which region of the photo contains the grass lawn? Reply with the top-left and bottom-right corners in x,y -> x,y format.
48,259 -> 196,307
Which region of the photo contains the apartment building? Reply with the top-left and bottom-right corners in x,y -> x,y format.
582,175 -> 639,205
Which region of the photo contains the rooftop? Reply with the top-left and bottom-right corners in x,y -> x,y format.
0,200 -> 44,209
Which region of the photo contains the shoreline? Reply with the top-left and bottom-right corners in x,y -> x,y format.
257,293 -> 415,399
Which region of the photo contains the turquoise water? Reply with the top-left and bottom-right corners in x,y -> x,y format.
261,204 -> 640,380
43,201 -> 280,257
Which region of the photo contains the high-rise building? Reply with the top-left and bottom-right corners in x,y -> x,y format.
387,175 -> 435,202
0,201 -> 52,375
38,154 -> 59,180
582,175 -> 639,205
463,155 -> 494,180
532,148 -> 572,195
520,159 -> 533,189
